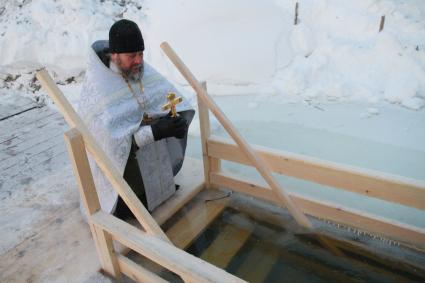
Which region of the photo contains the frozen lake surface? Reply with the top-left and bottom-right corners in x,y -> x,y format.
186,94 -> 425,228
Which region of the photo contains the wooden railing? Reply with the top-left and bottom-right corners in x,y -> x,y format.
159,42 -> 425,250
206,136 -> 425,248
36,40 -> 425,282
207,136 -> 425,210
36,70 -> 246,283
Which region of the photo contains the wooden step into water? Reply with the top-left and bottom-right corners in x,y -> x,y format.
234,238 -> 281,283
124,190 -> 229,281
200,215 -> 254,269
166,193 -> 229,249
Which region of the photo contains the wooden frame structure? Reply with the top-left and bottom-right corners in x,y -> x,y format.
159,42 -> 425,249
36,41 -> 425,282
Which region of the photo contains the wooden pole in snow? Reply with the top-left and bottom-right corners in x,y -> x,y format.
294,2 -> 299,25
379,15 -> 385,32
160,42 -> 345,256
160,42 -> 311,227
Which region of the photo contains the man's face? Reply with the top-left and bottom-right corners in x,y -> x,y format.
111,51 -> 143,76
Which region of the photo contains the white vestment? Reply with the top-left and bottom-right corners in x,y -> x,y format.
75,41 -> 192,215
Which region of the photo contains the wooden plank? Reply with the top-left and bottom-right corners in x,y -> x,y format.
209,157 -> 221,190
0,107 -> 59,143
152,157 -> 205,226
166,198 -> 228,249
274,249 -> 360,283
198,81 -> 212,186
91,211 -> 247,283
1,132 -> 64,170
322,235 -> 425,282
0,146 -> 67,200
160,42 -> 312,229
64,128 -> 120,278
210,171 -> 425,249
210,172 -> 276,204
235,239 -> 280,283
36,69 -> 169,242
119,158 -> 206,258
208,136 -> 425,210
200,223 -> 253,269
0,144 -> 67,203
117,255 -> 168,283
0,113 -> 65,156
64,129 -> 100,215
0,93 -> 35,119
0,110 -> 59,143
93,226 -> 121,278
1,140 -> 65,179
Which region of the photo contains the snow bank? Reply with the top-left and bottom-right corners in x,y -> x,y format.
0,0 -> 139,79
0,0 -> 424,109
273,0 -> 425,110
142,0 -> 291,85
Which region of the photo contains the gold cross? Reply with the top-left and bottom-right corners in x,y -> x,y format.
162,92 -> 183,118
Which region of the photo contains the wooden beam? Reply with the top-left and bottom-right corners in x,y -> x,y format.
36,69 -> 170,242
234,240 -> 280,283
198,81 -> 212,187
64,128 -> 120,278
64,128 -> 100,215
200,222 -> 253,269
209,156 -> 222,190
117,254 -> 168,283
92,226 -> 121,278
160,41 -> 312,229
91,211 -> 247,283
210,157 -> 221,173
196,82 -> 221,189
207,136 -> 425,210
166,198 -> 228,249
210,171 -> 425,249
325,235 -> 425,282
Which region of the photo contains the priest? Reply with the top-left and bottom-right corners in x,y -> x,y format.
76,19 -> 194,219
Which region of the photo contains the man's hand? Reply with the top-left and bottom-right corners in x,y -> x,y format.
151,116 -> 187,141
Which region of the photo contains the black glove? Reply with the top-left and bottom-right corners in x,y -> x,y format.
151,116 -> 187,141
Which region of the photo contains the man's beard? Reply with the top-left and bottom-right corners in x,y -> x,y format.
119,62 -> 144,81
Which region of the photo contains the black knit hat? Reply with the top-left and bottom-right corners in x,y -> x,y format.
109,19 -> 145,53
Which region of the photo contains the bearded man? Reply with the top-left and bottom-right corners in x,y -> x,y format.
77,19 -> 194,219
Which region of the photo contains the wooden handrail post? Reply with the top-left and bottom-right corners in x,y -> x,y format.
64,129 -> 100,216
64,128 -> 120,278
198,81 -> 212,186
36,69 -> 170,243
197,81 -> 221,189
160,42 -> 312,228
160,43 -> 345,256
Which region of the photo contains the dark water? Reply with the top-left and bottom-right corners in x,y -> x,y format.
185,208 -> 425,283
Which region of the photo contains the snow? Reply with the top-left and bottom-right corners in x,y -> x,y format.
1,2 -> 425,281
0,0 -> 424,209
0,0 -> 425,258
1,0 -> 425,109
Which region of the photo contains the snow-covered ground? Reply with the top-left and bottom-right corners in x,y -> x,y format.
1,0 -> 425,251
1,0 -> 425,108
1,0 -> 424,152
